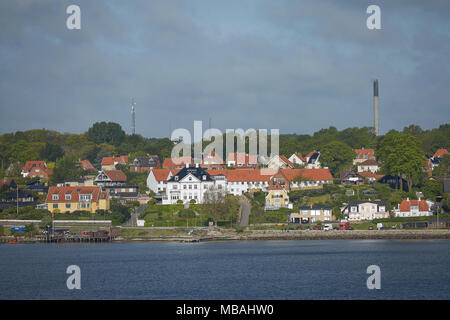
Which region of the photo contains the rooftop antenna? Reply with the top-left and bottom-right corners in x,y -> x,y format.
373,79 -> 379,136
131,98 -> 136,135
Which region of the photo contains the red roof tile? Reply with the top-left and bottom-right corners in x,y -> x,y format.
22,161 -> 46,173
354,149 -> 374,160
399,199 -> 429,212
433,149 -> 449,158
104,170 -> 127,182
80,160 -> 95,171
101,156 -> 128,166
47,186 -> 102,203
162,157 -> 192,168
280,168 -> 333,181
151,169 -> 180,181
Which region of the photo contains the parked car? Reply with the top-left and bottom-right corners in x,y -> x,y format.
333,226 -> 340,230
313,225 -> 322,230
368,225 -> 374,230
305,226 -> 311,230
296,226 -> 302,230
323,224 -> 333,231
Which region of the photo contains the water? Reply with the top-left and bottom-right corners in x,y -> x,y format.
0,240 -> 449,299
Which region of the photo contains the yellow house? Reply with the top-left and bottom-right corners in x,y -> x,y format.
46,186 -> 110,213
265,183 -> 290,208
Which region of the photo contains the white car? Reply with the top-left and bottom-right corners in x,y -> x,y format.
323,224 -> 333,231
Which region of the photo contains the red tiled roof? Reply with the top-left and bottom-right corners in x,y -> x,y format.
162,157 -> 192,168
226,169 -> 272,182
279,155 -> 294,168
433,149 -> 449,158
206,168 -> 334,182
354,149 -> 374,160
104,170 -> 127,182
280,168 -> 333,181
399,199 -> 429,212
151,169 -> 179,181
22,161 -> 46,173
46,186 -> 102,203
359,159 -> 380,166
359,172 -> 385,180
101,156 -> 128,166
80,160 -> 95,171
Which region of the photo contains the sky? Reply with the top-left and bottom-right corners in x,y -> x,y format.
0,0 -> 449,138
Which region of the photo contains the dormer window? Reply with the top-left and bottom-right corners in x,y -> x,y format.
65,194 -> 72,200
175,176 -> 179,181
203,175 -> 206,180
52,194 -> 59,200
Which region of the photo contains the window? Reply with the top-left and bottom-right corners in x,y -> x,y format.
52,194 -> 59,200
53,204 -> 58,209
65,194 -> 71,200
66,204 -> 71,209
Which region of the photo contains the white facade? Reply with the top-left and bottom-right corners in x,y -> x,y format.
288,154 -> 305,166
343,201 -> 389,221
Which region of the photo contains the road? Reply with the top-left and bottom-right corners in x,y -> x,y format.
126,203 -> 147,226
238,196 -> 251,227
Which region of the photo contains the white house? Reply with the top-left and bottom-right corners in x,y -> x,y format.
304,151 -> 321,169
342,200 -> 389,221
288,153 -> 305,166
146,168 -> 178,194
394,198 -> 434,217
162,165 -> 215,204
266,155 -> 294,170
357,159 -> 381,173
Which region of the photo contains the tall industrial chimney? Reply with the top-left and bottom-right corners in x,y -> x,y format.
373,79 -> 379,136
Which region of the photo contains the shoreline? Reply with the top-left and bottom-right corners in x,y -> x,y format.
116,229 -> 450,242
3,229 -> 450,244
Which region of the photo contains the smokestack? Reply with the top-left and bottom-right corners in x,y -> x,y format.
373,79 -> 379,136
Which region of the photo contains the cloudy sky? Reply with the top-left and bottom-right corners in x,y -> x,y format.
0,0 -> 449,138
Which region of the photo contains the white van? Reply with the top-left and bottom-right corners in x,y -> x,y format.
323,223 -> 333,231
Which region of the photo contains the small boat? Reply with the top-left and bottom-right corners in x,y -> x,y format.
9,241 -> 20,244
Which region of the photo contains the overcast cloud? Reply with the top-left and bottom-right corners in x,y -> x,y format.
0,0 -> 449,138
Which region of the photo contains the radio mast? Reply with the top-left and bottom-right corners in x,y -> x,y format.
131,98 -> 136,135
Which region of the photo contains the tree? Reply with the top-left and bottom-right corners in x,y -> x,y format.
376,131 -> 425,192
87,122 -> 126,146
202,187 -> 238,226
319,141 -> 356,177
422,178 -> 442,200
433,154 -> 450,178
24,223 -> 36,236
41,143 -> 64,162
50,155 -> 84,184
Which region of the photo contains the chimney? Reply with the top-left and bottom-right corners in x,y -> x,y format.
373,79 -> 379,136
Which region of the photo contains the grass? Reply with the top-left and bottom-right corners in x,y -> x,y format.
120,228 -> 207,239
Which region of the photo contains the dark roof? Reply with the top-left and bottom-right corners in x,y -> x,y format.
168,166 -> 213,182
308,152 -> 320,163
133,156 -> 159,167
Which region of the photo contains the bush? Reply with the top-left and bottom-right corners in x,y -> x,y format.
235,226 -> 245,233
